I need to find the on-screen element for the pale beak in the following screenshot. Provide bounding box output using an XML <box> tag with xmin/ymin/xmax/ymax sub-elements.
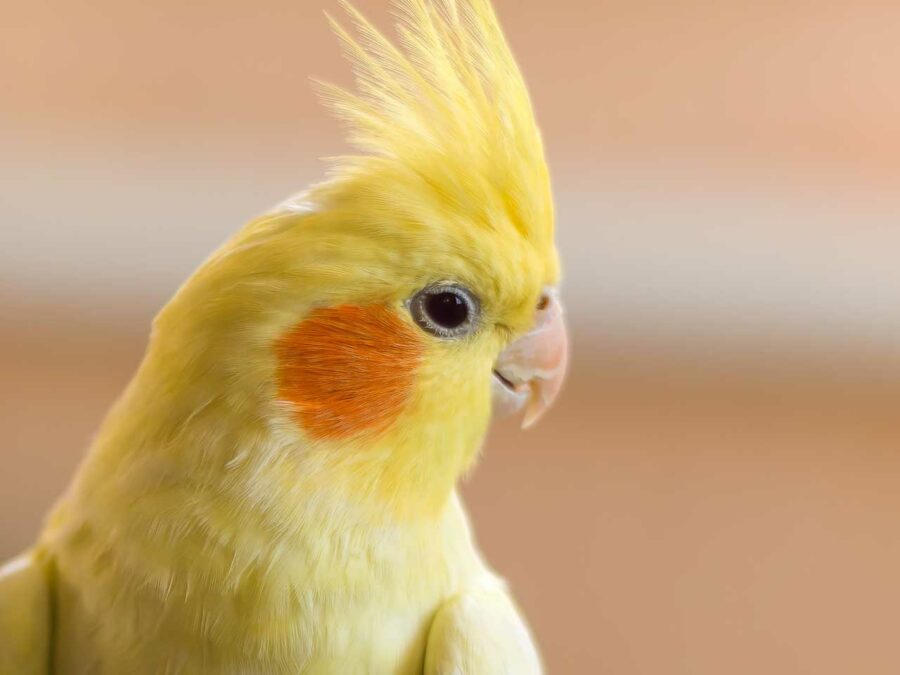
<box><xmin>491</xmin><ymin>288</ymin><xmax>569</xmax><ymax>429</ymax></box>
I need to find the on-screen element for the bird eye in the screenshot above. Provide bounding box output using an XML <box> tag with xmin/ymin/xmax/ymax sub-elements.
<box><xmin>409</xmin><ymin>284</ymin><xmax>479</xmax><ymax>339</ymax></box>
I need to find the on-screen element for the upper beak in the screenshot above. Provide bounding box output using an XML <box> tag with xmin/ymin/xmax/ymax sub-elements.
<box><xmin>491</xmin><ymin>288</ymin><xmax>569</xmax><ymax>428</ymax></box>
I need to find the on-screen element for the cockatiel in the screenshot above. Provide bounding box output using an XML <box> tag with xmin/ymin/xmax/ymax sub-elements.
<box><xmin>0</xmin><ymin>0</ymin><xmax>568</xmax><ymax>672</ymax></box>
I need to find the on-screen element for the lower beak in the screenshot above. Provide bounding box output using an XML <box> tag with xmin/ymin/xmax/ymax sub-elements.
<box><xmin>491</xmin><ymin>288</ymin><xmax>569</xmax><ymax>429</ymax></box>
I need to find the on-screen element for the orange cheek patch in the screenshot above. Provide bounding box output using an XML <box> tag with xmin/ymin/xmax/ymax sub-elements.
<box><xmin>275</xmin><ymin>305</ymin><xmax>424</xmax><ymax>441</ymax></box>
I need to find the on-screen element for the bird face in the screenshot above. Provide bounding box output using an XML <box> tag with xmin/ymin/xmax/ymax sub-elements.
<box><xmin>267</xmin><ymin>197</ymin><xmax>567</xmax><ymax>449</ymax></box>
<box><xmin>167</xmin><ymin>194</ymin><xmax>555</xmax><ymax>514</ymax></box>
<box><xmin>145</xmin><ymin>200</ymin><xmax>564</xmax><ymax>521</ymax></box>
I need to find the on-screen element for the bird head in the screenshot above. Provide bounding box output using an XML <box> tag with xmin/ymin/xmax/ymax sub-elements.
<box><xmin>149</xmin><ymin>0</ymin><xmax>567</xmax><ymax>517</ymax></box>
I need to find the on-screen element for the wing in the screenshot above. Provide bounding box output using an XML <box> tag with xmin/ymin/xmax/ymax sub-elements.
<box><xmin>0</xmin><ymin>551</ymin><xmax>52</xmax><ymax>675</ymax></box>
<box><xmin>425</xmin><ymin>586</ymin><xmax>543</xmax><ymax>675</ymax></box>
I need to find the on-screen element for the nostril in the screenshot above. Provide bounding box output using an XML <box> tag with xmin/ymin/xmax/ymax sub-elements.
<box><xmin>536</xmin><ymin>294</ymin><xmax>550</xmax><ymax>311</ymax></box>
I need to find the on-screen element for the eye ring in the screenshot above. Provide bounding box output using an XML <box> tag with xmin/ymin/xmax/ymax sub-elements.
<box><xmin>409</xmin><ymin>283</ymin><xmax>480</xmax><ymax>339</ymax></box>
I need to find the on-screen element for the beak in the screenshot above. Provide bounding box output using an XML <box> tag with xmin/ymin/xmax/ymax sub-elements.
<box><xmin>491</xmin><ymin>288</ymin><xmax>569</xmax><ymax>429</ymax></box>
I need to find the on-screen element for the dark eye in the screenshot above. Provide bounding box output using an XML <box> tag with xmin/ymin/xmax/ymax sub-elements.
<box><xmin>409</xmin><ymin>284</ymin><xmax>480</xmax><ymax>339</ymax></box>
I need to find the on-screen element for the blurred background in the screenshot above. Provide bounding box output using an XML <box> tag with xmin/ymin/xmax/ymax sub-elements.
<box><xmin>3</xmin><ymin>0</ymin><xmax>900</xmax><ymax>672</ymax></box>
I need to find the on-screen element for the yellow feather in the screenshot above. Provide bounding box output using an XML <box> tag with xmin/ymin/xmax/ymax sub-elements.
<box><xmin>317</xmin><ymin>0</ymin><xmax>556</xmax><ymax>254</ymax></box>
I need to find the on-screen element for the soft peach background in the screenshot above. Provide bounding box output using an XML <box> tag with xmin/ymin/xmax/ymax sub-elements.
<box><xmin>3</xmin><ymin>1</ymin><xmax>900</xmax><ymax>673</ymax></box>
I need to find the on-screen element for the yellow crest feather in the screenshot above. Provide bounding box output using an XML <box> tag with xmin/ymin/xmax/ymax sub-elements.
<box><xmin>318</xmin><ymin>0</ymin><xmax>554</xmax><ymax>247</ymax></box>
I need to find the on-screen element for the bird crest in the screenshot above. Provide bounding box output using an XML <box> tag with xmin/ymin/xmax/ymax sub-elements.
<box><xmin>318</xmin><ymin>0</ymin><xmax>554</xmax><ymax>247</ymax></box>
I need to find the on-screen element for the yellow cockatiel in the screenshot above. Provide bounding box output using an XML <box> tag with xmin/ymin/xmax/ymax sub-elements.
<box><xmin>0</xmin><ymin>0</ymin><xmax>568</xmax><ymax>672</ymax></box>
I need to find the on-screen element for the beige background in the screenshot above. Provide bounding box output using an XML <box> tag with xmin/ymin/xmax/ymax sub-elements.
<box><xmin>3</xmin><ymin>1</ymin><xmax>900</xmax><ymax>672</ymax></box>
